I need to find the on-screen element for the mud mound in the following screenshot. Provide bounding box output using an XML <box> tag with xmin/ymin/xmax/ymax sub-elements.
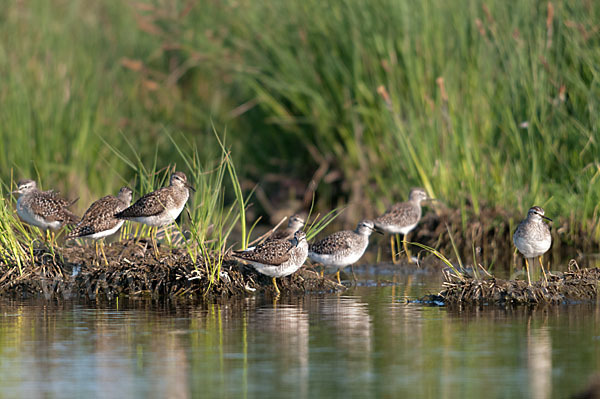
<box><xmin>438</xmin><ymin>263</ymin><xmax>600</xmax><ymax>305</ymax></box>
<box><xmin>0</xmin><ymin>239</ymin><xmax>343</xmax><ymax>300</ymax></box>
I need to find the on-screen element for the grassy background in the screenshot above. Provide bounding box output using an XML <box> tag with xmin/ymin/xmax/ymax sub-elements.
<box><xmin>0</xmin><ymin>0</ymin><xmax>598</xmax><ymax>233</ymax></box>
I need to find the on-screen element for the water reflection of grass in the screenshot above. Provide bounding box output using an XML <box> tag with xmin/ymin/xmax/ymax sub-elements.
<box><xmin>0</xmin><ymin>295</ymin><xmax>598</xmax><ymax>397</ymax></box>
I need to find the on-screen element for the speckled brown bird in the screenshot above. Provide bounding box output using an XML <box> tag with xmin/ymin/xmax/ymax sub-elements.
<box><xmin>115</xmin><ymin>172</ymin><xmax>194</xmax><ymax>227</ymax></box>
<box><xmin>308</xmin><ymin>220</ymin><xmax>375</xmax><ymax>284</ymax></box>
<box><xmin>373</xmin><ymin>187</ymin><xmax>428</xmax><ymax>263</ymax></box>
<box><xmin>513</xmin><ymin>206</ymin><xmax>552</xmax><ymax>286</ymax></box>
<box><xmin>67</xmin><ymin>187</ymin><xmax>133</xmax><ymax>240</ymax></box>
<box><xmin>13</xmin><ymin>179</ymin><xmax>79</xmax><ymax>231</ymax></box>
<box><xmin>233</xmin><ymin>231</ymin><xmax>308</xmax><ymax>295</ymax></box>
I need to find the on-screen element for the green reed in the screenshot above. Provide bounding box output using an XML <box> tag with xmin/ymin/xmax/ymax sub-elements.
<box><xmin>0</xmin><ymin>185</ymin><xmax>39</xmax><ymax>275</ymax></box>
<box><xmin>0</xmin><ymin>0</ymin><xmax>598</xmax><ymax>240</ymax></box>
<box><xmin>149</xmin><ymin>0</ymin><xmax>599</xmax><ymax>226</ymax></box>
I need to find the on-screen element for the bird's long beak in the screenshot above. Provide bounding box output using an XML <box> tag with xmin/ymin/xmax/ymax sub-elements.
<box><xmin>185</xmin><ymin>183</ymin><xmax>196</xmax><ymax>192</ymax></box>
<box><xmin>542</xmin><ymin>215</ymin><xmax>553</xmax><ymax>222</ymax></box>
<box><xmin>373</xmin><ymin>226</ymin><xmax>384</xmax><ymax>235</ymax></box>
<box><xmin>11</xmin><ymin>190</ymin><xmax>20</xmax><ymax>195</ymax></box>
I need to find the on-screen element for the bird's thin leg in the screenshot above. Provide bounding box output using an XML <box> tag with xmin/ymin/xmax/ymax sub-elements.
<box><xmin>538</xmin><ymin>256</ymin><xmax>548</xmax><ymax>284</ymax></box>
<box><xmin>335</xmin><ymin>270</ymin><xmax>341</xmax><ymax>284</ymax></box>
<box><xmin>100</xmin><ymin>239</ymin><xmax>109</xmax><ymax>266</ymax></box>
<box><xmin>350</xmin><ymin>265</ymin><xmax>357</xmax><ymax>286</ymax></box>
<box><xmin>272</xmin><ymin>277</ymin><xmax>281</xmax><ymax>296</ymax></box>
<box><xmin>403</xmin><ymin>234</ymin><xmax>412</xmax><ymax>263</ymax></box>
<box><xmin>525</xmin><ymin>258</ymin><xmax>532</xmax><ymax>286</ymax></box>
<box><xmin>390</xmin><ymin>235</ymin><xmax>398</xmax><ymax>264</ymax></box>
<box><xmin>94</xmin><ymin>240</ymin><xmax>100</xmax><ymax>267</ymax></box>
<box><xmin>152</xmin><ymin>227</ymin><xmax>160</xmax><ymax>259</ymax></box>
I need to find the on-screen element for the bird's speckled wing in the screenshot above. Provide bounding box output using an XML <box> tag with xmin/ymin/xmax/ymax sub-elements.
<box><xmin>308</xmin><ymin>231</ymin><xmax>352</xmax><ymax>255</ymax></box>
<box><xmin>45</xmin><ymin>191</ymin><xmax>73</xmax><ymax>207</ymax></box>
<box><xmin>29</xmin><ymin>193</ymin><xmax>79</xmax><ymax>224</ymax></box>
<box><xmin>234</xmin><ymin>239</ymin><xmax>294</xmax><ymax>266</ymax></box>
<box><xmin>374</xmin><ymin>201</ymin><xmax>420</xmax><ymax>227</ymax></box>
<box><xmin>68</xmin><ymin>196</ymin><xmax>127</xmax><ymax>237</ymax></box>
<box><xmin>117</xmin><ymin>187</ymin><xmax>171</xmax><ymax>218</ymax></box>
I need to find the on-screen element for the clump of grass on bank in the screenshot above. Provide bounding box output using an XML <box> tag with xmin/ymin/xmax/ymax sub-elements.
<box><xmin>103</xmin><ymin>132</ymin><xmax>248</xmax><ymax>285</ymax></box>
<box><xmin>0</xmin><ymin>194</ymin><xmax>32</xmax><ymax>275</ymax></box>
<box><xmin>0</xmin><ymin>125</ymin><xmax>248</xmax><ymax>291</ymax></box>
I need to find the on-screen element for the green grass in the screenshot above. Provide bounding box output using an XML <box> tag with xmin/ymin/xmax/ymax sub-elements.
<box><xmin>0</xmin><ymin>0</ymin><xmax>598</xmax><ymax>243</ymax></box>
<box><xmin>0</xmin><ymin>192</ymin><xmax>33</xmax><ymax>275</ymax></box>
<box><xmin>103</xmin><ymin>132</ymin><xmax>246</xmax><ymax>283</ymax></box>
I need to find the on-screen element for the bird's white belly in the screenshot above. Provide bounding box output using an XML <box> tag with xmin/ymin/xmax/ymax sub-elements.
<box><xmin>86</xmin><ymin>221</ymin><xmax>124</xmax><ymax>239</ymax></box>
<box><xmin>247</xmin><ymin>259</ymin><xmax>297</xmax><ymax>278</ymax></box>
<box><xmin>308</xmin><ymin>240</ymin><xmax>368</xmax><ymax>268</ymax></box>
<box><xmin>132</xmin><ymin>204</ymin><xmax>185</xmax><ymax>227</ymax></box>
<box><xmin>377</xmin><ymin>222</ymin><xmax>417</xmax><ymax>235</ymax></box>
<box><xmin>17</xmin><ymin>201</ymin><xmax>60</xmax><ymax>230</ymax></box>
<box><xmin>391</xmin><ymin>223</ymin><xmax>417</xmax><ymax>235</ymax></box>
<box><xmin>397</xmin><ymin>223</ymin><xmax>418</xmax><ymax>235</ymax></box>
<box><xmin>168</xmin><ymin>203</ymin><xmax>186</xmax><ymax>220</ymax></box>
<box><xmin>514</xmin><ymin>236</ymin><xmax>551</xmax><ymax>258</ymax></box>
<box><xmin>308</xmin><ymin>251</ymin><xmax>362</xmax><ymax>268</ymax></box>
<box><xmin>249</xmin><ymin>262</ymin><xmax>288</xmax><ymax>278</ymax></box>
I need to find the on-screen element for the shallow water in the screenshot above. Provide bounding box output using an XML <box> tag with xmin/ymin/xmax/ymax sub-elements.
<box><xmin>0</xmin><ymin>267</ymin><xmax>598</xmax><ymax>398</ymax></box>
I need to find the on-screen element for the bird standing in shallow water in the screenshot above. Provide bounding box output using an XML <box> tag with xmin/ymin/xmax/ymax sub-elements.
<box><xmin>233</xmin><ymin>230</ymin><xmax>308</xmax><ymax>296</ymax></box>
<box><xmin>67</xmin><ymin>187</ymin><xmax>133</xmax><ymax>265</ymax></box>
<box><xmin>13</xmin><ymin>179</ymin><xmax>79</xmax><ymax>238</ymax></box>
<box><xmin>308</xmin><ymin>220</ymin><xmax>376</xmax><ymax>284</ymax></box>
<box><xmin>116</xmin><ymin>171</ymin><xmax>194</xmax><ymax>257</ymax></box>
<box><xmin>513</xmin><ymin>206</ymin><xmax>552</xmax><ymax>286</ymax></box>
<box><xmin>373</xmin><ymin>188</ymin><xmax>428</xmax><ymax>264</ymax></box>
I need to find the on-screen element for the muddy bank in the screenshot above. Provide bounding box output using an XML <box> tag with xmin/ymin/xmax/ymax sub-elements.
<box><xmin>0</xmin><ymin>239</ymin><xmax>343</xmax><ymax>300</ymax></box>
<box><xmin>434</xmin><ymin>264</ymin><xmax>600</xmax><ymax>306</ymax></box>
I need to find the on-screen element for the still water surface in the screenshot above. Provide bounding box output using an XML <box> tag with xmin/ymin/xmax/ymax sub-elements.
<box><xmin>0</xmin><ymin>267</ymin><xmax>598</xmax><ymax>398</ymax></box>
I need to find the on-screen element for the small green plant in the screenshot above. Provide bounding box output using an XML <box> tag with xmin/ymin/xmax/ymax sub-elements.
<box><xmin>410</xmin><ymin>241</ymin><xmax>466</xmax><ymax>283</ymax></box>
<box><xmin>0</xmin><ymin>197</ymin><xmax>30</xmax><ymax>275</ymax></box>
<box><xmin>304</xmin><ymin>209</ymin><xmax>344</xmax><ymax>242</ymax></box>
<box><xmin>168</xmin><ymin>131</ymin><xmax>246</xmax><ymax>287</ymax></box>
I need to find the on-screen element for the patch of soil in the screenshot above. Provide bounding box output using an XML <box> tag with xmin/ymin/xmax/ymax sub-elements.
<box><xmin>437</xmin><ymin>263</ymin><xmax>600</xmax><ymax>305</ymax></box>
<box><xmin>0</xmin><ymin>239</ymin><xmax>343</xmax><ymax>300</ymax></box>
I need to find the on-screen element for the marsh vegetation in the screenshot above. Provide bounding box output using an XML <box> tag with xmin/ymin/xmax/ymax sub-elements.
<box><xmin>0</xmin><ymin>0</ymin><xmax>598</xmax><ymax>297</ymax></box>
<box><xmin>2</xmin><ymin>2</ymin><xmax>600</xmax><ymax>397</ymax></box>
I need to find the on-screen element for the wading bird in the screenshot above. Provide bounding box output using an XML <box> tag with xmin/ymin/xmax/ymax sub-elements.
<box><xmin>116</xmin><ymin>171</ymin><xmax>194</xmax><ymax>257</ymax></box>
<box><xmin>513</xmin><ymin>206</ymin><xmax>552</xmax><ymax>285</ymax></box>
<box><xmin>373</xmin><ymin>188</ymin><xmax>428</xmax><ymax>263</ymax></box>
<box><xmin>308</xmin><ymin>220</ymin><xmax>376</xmax><ymax>284</ymax></box>
<box><xmin>233</xmin><ymin>230</ymin><xmax>308</xmax><ymax>295</ymax></box>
